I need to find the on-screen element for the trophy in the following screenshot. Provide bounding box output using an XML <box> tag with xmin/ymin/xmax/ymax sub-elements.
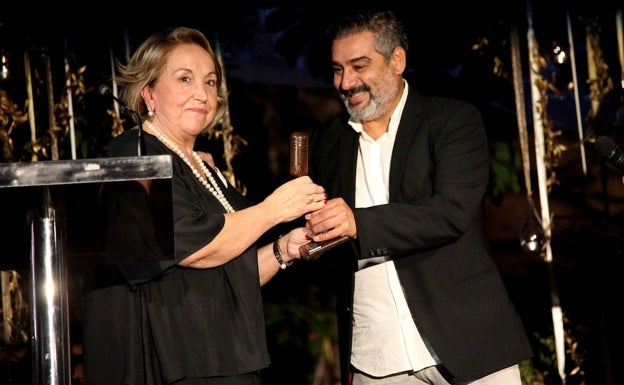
<box><xmin>290</xmin><ymin>132</ymin><xmax>349</xmax><ymax>260</ymax></box>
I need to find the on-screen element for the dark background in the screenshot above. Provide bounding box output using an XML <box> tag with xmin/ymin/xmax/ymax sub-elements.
<box><xmin>1</xmin><ymin>1</ymin><xmax>624</xmax><ymax>384</ymax></box>
<box><xmin>2</xmin><ymin>0</ymin><xmax>621</xmax><ymax>198</ymax></box>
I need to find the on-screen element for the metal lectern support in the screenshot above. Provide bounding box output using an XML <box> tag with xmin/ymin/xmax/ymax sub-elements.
<box><xmin>29</xmin><ymin>186</ymin><xmax>71</xmax><ymax>385</ymax></box>
<box><xmin>0</xmin><ymin>155</ymin><xmax>173</xmax><ymax>385</ymax></box>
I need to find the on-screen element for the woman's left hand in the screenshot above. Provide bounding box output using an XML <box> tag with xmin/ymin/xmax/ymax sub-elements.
<box><xmin>282</xmin><ymin>227</ymin><xmax>312</xmax><ymax>261</ymax></box>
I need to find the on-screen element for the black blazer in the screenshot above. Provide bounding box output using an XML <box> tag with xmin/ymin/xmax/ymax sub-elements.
<box><xmin>309</xmin><ymin>90</ymin><xmax>533</xmax><ymax>384</ymax></box>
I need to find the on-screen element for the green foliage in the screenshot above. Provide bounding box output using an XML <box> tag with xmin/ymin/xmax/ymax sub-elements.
<box><xmin>263</xmin><ymin>272</ymin><xmax>338</xmax><ymax>385</ymax></box>
<box><xmin>489</xmin><ymin>140</ymin><xmax>522</xmax><ymax>202</ymax></box>
<box><xmin>520</xmin><ymin>320</ymin><xmax>587</xmax><ymax>385</ymax></box>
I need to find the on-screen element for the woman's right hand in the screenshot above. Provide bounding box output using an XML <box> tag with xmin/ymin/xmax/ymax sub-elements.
<box><xmin>263</xmin><ymin>176</ymin><xmax>326</xmax><ymax>223</ymax></box>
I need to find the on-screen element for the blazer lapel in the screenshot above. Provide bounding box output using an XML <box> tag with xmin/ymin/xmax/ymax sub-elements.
<box><xmin>389</xmin><ymin>93</ymin><xmax>425</xmax><ymax>201</ymax></box>
<box><xmin>338</xmin><ymin>129</ymin><xmax>359</xmax><ymax>208</ymax></box>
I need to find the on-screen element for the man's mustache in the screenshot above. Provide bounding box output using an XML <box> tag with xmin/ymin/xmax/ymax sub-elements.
<box><xmin>340</xmin><ymin>85</ymin><xmax>370</xmax><ymax>98</ymax></box>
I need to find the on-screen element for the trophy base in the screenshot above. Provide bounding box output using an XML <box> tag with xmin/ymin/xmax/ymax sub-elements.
<box><xmin>299</xmin><ymin>236</ymin><xmax>349</xmax><ymax>261</ymax></box>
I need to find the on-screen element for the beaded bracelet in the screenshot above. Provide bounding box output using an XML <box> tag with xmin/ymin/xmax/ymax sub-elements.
<box><xmin>273</xmin><ymin>235</ymin><xmax>293</xmax><ymax>270</ymax></box>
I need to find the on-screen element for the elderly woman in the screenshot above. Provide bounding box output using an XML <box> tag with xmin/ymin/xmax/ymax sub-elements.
<box><xmin>82</xmin><ymin>26</ymin><xmax>325</xmax><ymax>385</ymax></box>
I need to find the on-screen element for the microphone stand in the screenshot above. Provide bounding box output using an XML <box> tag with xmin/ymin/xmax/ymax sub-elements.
<box><xmin>100</xmin><ymin>84</ymin><xmax>144</xmax><ymax>156</ymax></box>
<box><xmin>115</xmin><ymin>99</ymin><xmax>144</xmax><ymax>157</ymax></box>
<box><xmin>132</xmin><ymin>110</ymin><xmax>143</xmax><ymax>156</ymax></box>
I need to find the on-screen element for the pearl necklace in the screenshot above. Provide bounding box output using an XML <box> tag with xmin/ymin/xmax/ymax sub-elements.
<box><xmin>144</xmin><ymin>120</ymin><xmax>235</xmax><ymax>213</ymax></box>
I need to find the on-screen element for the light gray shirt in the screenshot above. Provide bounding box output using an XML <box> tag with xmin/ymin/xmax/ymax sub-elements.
<box><xmin>349</xmin><ymin>81</ymin><xmax>437</xmax><ymax>376</ymax></box>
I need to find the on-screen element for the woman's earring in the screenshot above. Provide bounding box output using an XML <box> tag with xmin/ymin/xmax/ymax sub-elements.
<box><xmin>147</xmin><ymin>106</ymin><xmax>154</xmax><ymax>117</ymax></box>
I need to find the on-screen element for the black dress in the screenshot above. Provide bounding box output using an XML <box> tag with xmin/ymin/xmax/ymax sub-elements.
<box><xmin>82</xmin><ymin>129</ymin><xmax>270</xmax><ymax>385</ymax></box>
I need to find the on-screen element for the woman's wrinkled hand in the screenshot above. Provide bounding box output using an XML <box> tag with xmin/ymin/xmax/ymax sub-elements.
<box><xmin>263</xmin><ymin>176</ymin><xmax>326</xmax><ymax>223</ymax></box>
<box><xmin>282</xmin><ymin>227</ymin><xmax>313</xmax><ymax>261</ymax></box>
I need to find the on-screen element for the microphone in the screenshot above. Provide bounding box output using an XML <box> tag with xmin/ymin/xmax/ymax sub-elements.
<box><xmin>99</xmin><ymin>84</ymin><xmax>144</xmax><ymax>156</ymax></box>
<box><xmin>595</xmin><ymin>136</ymin><xmax>624</xmax><ymax>174</ymax></box>
<box><xmin>289</xmin><ymin>131</ymin><xmax>349</xmax><ymax>260</ymax></box>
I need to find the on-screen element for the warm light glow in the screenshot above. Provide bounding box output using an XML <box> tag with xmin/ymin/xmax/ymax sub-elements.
<box><xmin>553</xmin><ymin>45</ymin><xmax>567</xmax><ymax>64</ymax></box>
<box><xmin>0</xmin><ymin>51</ymin><xmax>9</xmax><ymax>80</ymax></box>
<box><xmin>520</xmin><ymin>228</ymin><xmax>546</xmax><ymax>252</ymax></box>
<box><xmin>519</xmin><ymin>197</ymin><xmax>547</xmax><ymax>253</ymax></box>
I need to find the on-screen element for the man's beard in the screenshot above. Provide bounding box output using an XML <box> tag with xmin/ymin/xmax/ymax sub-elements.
<box><xmin>340</xmin><ymin>71</ymin><xmax>397</xmax><ymax>122</ymax></box>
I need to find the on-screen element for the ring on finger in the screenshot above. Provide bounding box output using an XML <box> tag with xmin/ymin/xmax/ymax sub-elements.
<box><xmin>307</xmin><ymin>195</ymin><xmax>314</xmax><ymax>204</ymax></box>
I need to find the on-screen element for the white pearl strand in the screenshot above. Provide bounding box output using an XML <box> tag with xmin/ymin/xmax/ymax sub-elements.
<box><xmin>144</xmin><ymin>119</ymin><xmax>235</xmax><ymax>213</ymax></box>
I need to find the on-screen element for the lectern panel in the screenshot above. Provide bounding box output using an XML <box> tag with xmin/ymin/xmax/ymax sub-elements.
<box><xmin>0</xmin><ymin>155</ymin><xmax>174</xmax><ymax>385</ymax></box>
<box><xmin>0</xmin><ymin>155</ymin><xmax>175</xmax><ymax>267</ymax></box>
